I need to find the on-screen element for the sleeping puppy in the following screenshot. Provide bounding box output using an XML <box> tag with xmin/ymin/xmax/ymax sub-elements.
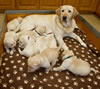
<box><xmin>53</xmin><ymin>50</ymin><xmax>97</xmax><ymax>76</ymax></box>
<box><xmin>28</xmin><ymin>47</ymin><xmax>61</xmax><ymax>72</ymax></box>
<box><xmin>7</xmin><ymin>17</ymin><xmax>23</xmax><ymax>32</ymax></box>
<box><xmin>18</xmin><ymin>35</ymin><xmax>39</xmax><ymax>57</ymax></box>
<box><xmin>35</xmin><ymin>25</ymin><xmax>57</xmax><ymax>52</ymax></box>
<box><xmin>20</xmin><ymin>5</ymin><xmax>86</xmax><ymax>51</ymax></box>
<box><xmin>18</xmin><ymin>35</ymin><xmax>30</xmax><ymax>49</ymax></box>
<box><xmin>35</xmin><ymin>25</ymin><xmax>48</xmax><ymax>36</ymax></box>
<box><xmin>4</xmin><ymin>32</ymin><xmax>17</xmax><ymax>55</ymax></box>
<box><xmin>17</xmin><ymin>29</ymin><xmax>39</xmax><ymax>43</ymax></box>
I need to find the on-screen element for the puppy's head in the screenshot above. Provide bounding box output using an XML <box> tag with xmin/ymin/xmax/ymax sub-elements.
<box><xmin>18</xmin><ymin>35</ymin><xmax>30</xmax><ymax>48</ymax></box>
<box><xmin>5</xmin><ymin>38</ymin><xmax>16</xmax><ymax>49</ymax></box>
<box><xmin>61</xmin><ymin>50</ymin><xmax>74</xmax><ymax>60</ymax></box>
<box><xmin>36</xmin><ymin>25</ymin><xmax>47</xmax><ymax>35</ymax></box>
<box><xmin>56</xmin><ymin>5</ymin><xmax>79</xmax><ymax>27</ymax></box>
<box><xmin>28</xmin><ymin>57</ymin><xmax>40</xmax><ymax>72</ymax></box>
<box><xmin>17</xmin><ymin>17</ymin><xmax>23</xmax><ymax>23</ymax></box>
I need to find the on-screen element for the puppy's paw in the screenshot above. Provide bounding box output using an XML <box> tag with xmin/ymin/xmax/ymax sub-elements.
<box><xmin>18</xmin><ymin>48</ymin><xmax>22</xmax><ymax>53</ymax></box>
<box><xmin>10</xmin><ymin>51</ymin><xmax>13</xmax><ymax>55</ymax></box>
<box><xmin>6</xmin><ymin>49</ymin><xmax>10</xmax><ymax>53</ymax></box>
<box><xmin>53</xmin><ymin>67</ymin><xmax>60</xmax><ymax>71</ymax></box>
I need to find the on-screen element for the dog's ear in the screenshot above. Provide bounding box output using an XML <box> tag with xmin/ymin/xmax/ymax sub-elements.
<box><xmin>56</xmin><ymin>6</ymin><xmax>61</xmax><ymax>15</ymax></box>
<box><xmin>73</xmin><ymin>7</ymin><xmax>79</xmax><ymax>18</ymax></box>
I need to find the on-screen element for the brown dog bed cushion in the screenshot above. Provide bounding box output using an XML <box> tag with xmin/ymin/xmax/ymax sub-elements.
<box><xmin>0</xmin><ymin>28</ymin><xmax>100</xmax><ymax>89</ymax></box>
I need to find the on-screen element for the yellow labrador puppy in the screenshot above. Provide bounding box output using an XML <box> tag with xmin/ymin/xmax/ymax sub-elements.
<box><xmin>7</xmin><ymin>17</ymin><xmax>22</xmax><ymax>32</ymax></box>
<box><xmin>18</xmin><ymin>35</ymin><xmax>39</xmax><ymax>57</ymax></box>
<box><xmin>28</xmin><ymin>47</ymin><xmax>61</xmax><ymax>72</ymax></box>
<box><xmin>20</xmin><ymin>5</ymin><xmax>86</xmax><ymax>51</ymax></box>
<box><xmin>4</xmin><ymin>32</ymin><xmax>18</xmax><ymax>55</ymax></box>
<box><xmin>35</xmin><ymin>25</ymin><xmax>57</xmax><ymax>52</ymax></box>
<box><xmin>53</xmin><ymin>50</ymin><xmax>97</xmax><ymax>76</ymax></box>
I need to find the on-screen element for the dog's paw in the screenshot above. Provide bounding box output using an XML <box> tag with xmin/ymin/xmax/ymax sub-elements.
<box><xmin>6</xmin><ymin>49</ymin><xmax>10</xmax><ymax>53</ymax></box>
<box><xmin>53</xmin><ymin>67</ymin><xmax>59</xmax><ymax>71</ymax></box>
<box><xmin>10</xmin><ymin>51</ymin><xmax>13</xmax><ymax>55</ymax></box>
<box><xmin>18</xmin><ymin>48</ymin><xmax>21</xmax><ymax>53</ymax></box>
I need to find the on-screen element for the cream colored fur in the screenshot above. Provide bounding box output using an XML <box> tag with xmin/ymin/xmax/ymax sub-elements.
<box><xmin>28</xmin><ymin>47</ymin><xmax>60</xmax><ymax>72</ymax></box>
<box><xmin>4</xmin><ymin>32</ymin><xmax>17</xmax><ymax>55</ymax></box>
<box><xmin>7</xmin><ymin>17</ymin><xmax>23</xmax><ymax>32</ymax></box>
<box><xmin>53</xmin><ymin>50</ymin><xmax>97</xmax><ymax>76</ymax></box>
<box><xmin>20</xmin><ymin>5</ymin><xmax>86</xmax><ymax>52</ymax></box>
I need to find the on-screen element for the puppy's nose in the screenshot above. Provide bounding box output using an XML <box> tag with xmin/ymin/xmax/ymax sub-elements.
<box><xmin>9</xmin><ymin>48</ymin><xmax>12</xmax><ymax>51</ymax></box>
<box><xmin>63</xmin><ymin>16</ymin><xmax>67</xmax><ymax>21</ymax></box>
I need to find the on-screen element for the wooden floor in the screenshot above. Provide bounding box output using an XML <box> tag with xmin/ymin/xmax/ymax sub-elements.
<box><xmin>75</xmin><ymin>17</ymin><xmax>100</xmax><ymax>50</ymax></box>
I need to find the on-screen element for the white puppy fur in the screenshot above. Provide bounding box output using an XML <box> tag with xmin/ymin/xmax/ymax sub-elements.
<box><xmin>4</xmin><ymin>32</ymin><xmax>18</xmax><ymax>55</ymax></box>
<box><xmin>18</xmin><ymin>35</ymin><xmax>39</xmax><ymax>57</ymax></box>
<box><xmin>20</xmin><ymin>5</ymin><xmax>86</xmax><ymax>52</ymax></box>
<box><xmin>7</xmin><ymin>17</ymin><xmax>23</xmax><ymax>32</ymax></box>
<box><xmin>35</xmin><ymin>25</ymin><xmax>57</xmax><ymax>52</ymax></box>
<box><xmin>18</xmin><ymin>29</ymin><xmax>39</xmax><ymax>43</ymax></box>
<box><xmin>28</xmin><ymin>47</ymin><xmax>60</xmax><ymax>72</ymax></box>
<box><xmin>53</xmin><ymin>50</ymin><xmax>97</xmax><ymax>76</ymax></box>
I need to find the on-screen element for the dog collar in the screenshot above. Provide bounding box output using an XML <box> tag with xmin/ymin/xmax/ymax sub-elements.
<box><xmin>63</xmin><ymin>55</ymin><xmax>73</xmax><ymax>60</ymax></box>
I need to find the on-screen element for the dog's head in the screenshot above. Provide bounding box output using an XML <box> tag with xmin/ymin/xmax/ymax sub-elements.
<box><xmin>18</xmin><ymin>35</ymin><xmax>30</xmax><ymax>48</ymax></box>
<box><xmin>4</xmin><ymin>38</ymin><xmax>16</xmax><ymax>48</ymax></box>
<box><xmin>61</xmin><ymin>50</ymin><xmax>74</xmax><ymax>60</ymax></box>
<box><xmin>36</xmin><ymin>25</ymin><xmax>47</xmax><ymax>35</ymax></box>
<box><xmin>56</xmin><ymin>5</ymin><xmax>79</xmax><ymax>27</ymax></box>
<box><xmin>28</xmin><ymin>57</ymin><xmax>40</xmax><ymax>72</ymax></box>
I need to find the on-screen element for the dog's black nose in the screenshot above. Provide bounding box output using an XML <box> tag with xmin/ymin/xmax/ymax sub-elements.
<box><xmin>63</xmin><ymin>16</ymin><xmax>67</xmax><ymax>21</ymax></box>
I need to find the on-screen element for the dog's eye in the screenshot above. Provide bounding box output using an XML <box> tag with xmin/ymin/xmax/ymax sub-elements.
<box><xmin>62</xmin><ymin>10</ymin><xmax>64</xmax><ymax>12</ymax></box>
<box><xmin>68</xmin><ymin>10</ymin><xmax>71</xmax><ymax>13</ymax></box>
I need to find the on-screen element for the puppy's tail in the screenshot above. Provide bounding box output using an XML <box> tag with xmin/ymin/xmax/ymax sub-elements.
<box><xmin>91</xmin><ymin>68</ymin><xmax>98</xmax><ymax>74</ymax></box>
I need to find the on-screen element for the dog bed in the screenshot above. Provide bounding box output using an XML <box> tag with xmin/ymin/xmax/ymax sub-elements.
<box><xmin>0</xmin><ymin>28</ymin><xmax>100</xmax><ymax>89</ymax></box>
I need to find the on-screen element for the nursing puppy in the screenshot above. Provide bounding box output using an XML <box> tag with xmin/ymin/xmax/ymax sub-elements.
<box><xmin>28</xmin><ymin>47</ymin><xmax>61</xmax><ymax>72</ymax></box>
<box><xmin>18</xmin><ymin>35</ymin><xmax>39</xmax><ymax>57</ymax></box>
<box><xmin>20</xmin><ymin>5</ymin><xmax>86</xmax><ymax>51</ymax></box>
<box><xmin>18</xmin><ymin>29</ymin><xmax>39</xmax><ymax>43</ymax></box>
<box><xmin>35</xmin><ymin>25</ymin><xmax>57</xmax><ymax>52</ymax></box>
<box><xmin>53</xmin><ymin>50</ymin><xmax>96</xmax><ymax>76</ymax></box>
<box><xmin>18</xmin><ymin>35</ymin><xmax>30</xmax><ymax>49</ymax></box>
<box><xmin>4</xmin><ymin>32</ymin><xmax>17</xmax><ymax>55</ymax></box>
<box><xmin>7</xmin><ymin>17</ymin><xmax>23</xmax><ymax>32</ymax></box>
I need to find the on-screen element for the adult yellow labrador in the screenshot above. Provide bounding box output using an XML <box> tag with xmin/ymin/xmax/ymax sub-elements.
<box><xmin>20</xmin><ymin>5</ymin><xmax>86</xmax><ymax>50</ymax></box>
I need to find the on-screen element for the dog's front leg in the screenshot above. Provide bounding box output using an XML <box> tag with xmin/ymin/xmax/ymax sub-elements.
<box><xmin>56</xmin><ymin>36</ymin><xmax>69</xmax><ymax>50</ymax></box>
<box><xmin>68</xmin><ymin>32</ymin><xmax>87</xmax><ymax>47</ymax></box>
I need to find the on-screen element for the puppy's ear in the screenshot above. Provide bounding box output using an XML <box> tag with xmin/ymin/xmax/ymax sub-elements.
<box><xmin>56</xmin><ymin>6</ymin><xmax>61</xmax><ymax>15</ymax></box>
<box><xmin>73</xmin><ymin>7</ymin><xmax>79</xmax><ymax>18</ymax></box>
